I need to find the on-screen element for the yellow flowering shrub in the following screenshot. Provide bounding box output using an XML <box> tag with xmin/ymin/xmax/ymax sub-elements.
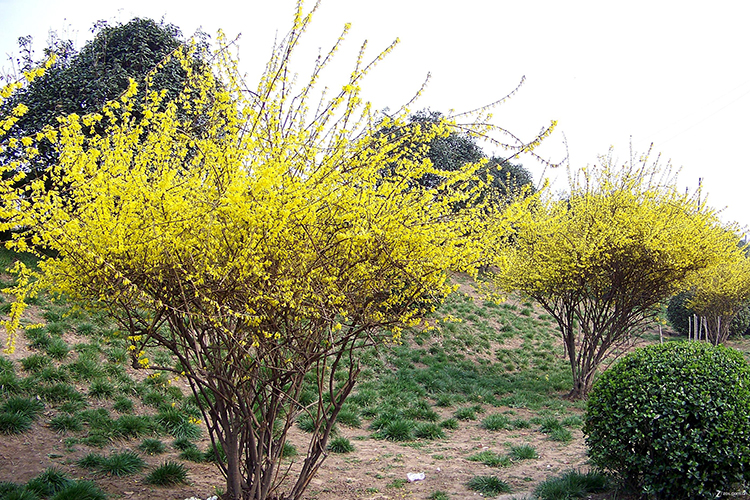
<box><xmin>687</xmin><ymin>254</ymin><xmax>750</xmax><ymax>344</ymax></box>
<box><xmin>0</xmin><ymin>4</ymin><xmax>557</xmax><ymax>499</ymax></box>
<box><xmin>492</xmin><ymin>148</ymin><xmax>741</xmax><ymax>398</ymax></box>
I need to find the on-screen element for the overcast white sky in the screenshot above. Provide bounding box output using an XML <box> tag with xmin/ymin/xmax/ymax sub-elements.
<box><xmin>2</xmin><ymin>0</ymin><xmax>749</xmax><ymax>226</ymax></box>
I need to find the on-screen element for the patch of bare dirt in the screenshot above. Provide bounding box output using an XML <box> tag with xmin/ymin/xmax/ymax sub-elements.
<box><xmin>295</xmin><ymin>410</ymin><xmax>588</xmax><ymax>500</ymax></box>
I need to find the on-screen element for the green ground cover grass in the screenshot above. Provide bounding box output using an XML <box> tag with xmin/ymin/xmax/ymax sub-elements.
<box><xmin>6</xmin><ymin>249</ymin><xmax>740</xmax><ymax>498</ymax></box>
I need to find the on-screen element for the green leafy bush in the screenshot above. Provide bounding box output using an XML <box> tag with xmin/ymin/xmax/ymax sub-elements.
<box><xmin>584</xmin><ymin>342</ymin><xmax>750</xmax><ymax>499</ymax></box>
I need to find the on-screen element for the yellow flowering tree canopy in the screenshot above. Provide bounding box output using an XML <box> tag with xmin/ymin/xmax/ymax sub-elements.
<box><xmin>687</xmin><ymin>253</ymin><xmax>750</xmax><ymax>344</ymax></box>
<box><xmin>0</xmin><ymin>4</ymin><xmax>557</xmax><ymax>498</ymax></box>
<box><xmin>492</xmin><ymin>149</ymin><xmax>741</xmax><ymax>398</ymax></box>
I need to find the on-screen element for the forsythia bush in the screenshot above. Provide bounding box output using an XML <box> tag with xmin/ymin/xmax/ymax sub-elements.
<box><xmin>687</xmin><ymin>255</ymin><xmax>750</xmax><ymax>344</ymax></box>
<box><xmin>0</xmin><ymin>4</ymin><xmax>552</xmax><ymax>499</ymax></box>
<box><xmin>492</xmin><ymin>150</ymin><xmax>741</xmax><ymax>397</ymax></box>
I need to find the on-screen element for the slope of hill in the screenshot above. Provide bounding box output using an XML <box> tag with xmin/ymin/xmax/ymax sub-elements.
<box><xmin>2</xmin><ymin>251</ymin><xmax>747</xmax><ymax>499</ymax></box>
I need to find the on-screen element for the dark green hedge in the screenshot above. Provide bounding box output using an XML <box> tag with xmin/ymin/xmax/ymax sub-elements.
<box><xmin>584</xmin><ymin>342</ymin><xmax>750</xmax><ymax>499</ymax></box>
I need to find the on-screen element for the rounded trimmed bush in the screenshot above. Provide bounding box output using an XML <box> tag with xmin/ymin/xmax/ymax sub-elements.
<box><xmin>584</xmin><ymin>342</ymin><xmax>750</xmax><ymax>499</ymax></box>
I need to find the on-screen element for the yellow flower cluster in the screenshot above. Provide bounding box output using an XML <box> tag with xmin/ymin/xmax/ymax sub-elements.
<box><xmin>0</xmin><ymin>25</ymin><xmax>507</xmax><ymax>357</ymax></box>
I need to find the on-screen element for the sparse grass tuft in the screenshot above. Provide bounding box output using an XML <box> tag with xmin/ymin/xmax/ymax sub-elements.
<box><xmin>413</xmin><ymin>422</ymin><xmax>446</xmax><ymax>440</ymax></box>
<box><xmin>0</xmin><ymin>411</ymin><xmax>32</xmax><ymax>434</ymax></box>
<box><xmin>539</xmin><ymin>416</ymin><xmax>563</xmax><ymax>433</ymax></box>
<box><xmin>439</xmin><ymin>418</ymin><xmax>459</xmax><ymax>430</ymax></box>
<box><xmin>46</xmin><ymin>338</ymin><xmax>70</xmax><ymax>360</ymax></box>
<box><xmin>328</xmin><ymin>436</ymin><xmax>355</xmax><ymax>453</ymax></box>
<box><xmin>1</xmin><ymin>397</ymin><xmax>44</xmax><ymax>420</ymax></box>
<box><xmin>0</xmin><ymin>371</ymin><xmax>21</xmax><ymax>395</ymax></box>
<box><xmin>138</xmin><ymin>438</ymin><xmax>166</xmax><ymax>455</ymax></box>
<box><xmin>169</xmin><ymin>420</ymin><xmax>202</xmax><ymax>440</ymax></box>
<box><xmin>114</xmin><ymin>414</ymin><xmax>154</xmax><ymax>439</ymax></box>
<box><xmin>548</xmin><ymin>427</ymin><xmax>573</xmax><ymax>442</ymax></box>
<box><xmin>67</xmin><ymin>357</ymin><xmax>103</xmax><ymax>382</ymax></box>
<box><xmin>509</xmin><ymin>444</ymin><xmax>538</xmax><ymax>460</ymax></box>
<box><xmin>37</xmin><ymin>366</ymin><xmax>70</xmax><ymax>383</ymax></box>
<box><xmin>539</xmin><ymin>418</ymin><xmax>573</xmax><ymax>442</ymax></box>
<box><xmin>512</xmin><ymin>418</ymin><xmax>531</xmax><ymax>429</ymax></box>
<box><xmin>534</xmin><ymin>469</ymin><xmax>611</xmax><ymax>500</ymax></box>
<box><xmin>145</xmin><ymin>461</ymin><xmax>189</xmax><ymax>486</ymax></box>
<box><xmin>77</xmin><ymin>451</ymin><xmax>145</xmax><ymax>476</ymax></box>
<box><xmin>77</xmin><ymin>453</ymin><xmax>107</xmax><ymax>470</ymax></box>
<box><xmin>453</xmin><ymin>406</ymin><xmax>477</xmax><ymax>421</ymax></box>
<box><xmin>179</xmin><ymin>446</ymin><xmax>204</xmax><ymax>462</ymax></box>
<box><xmin>24</xmin><ymin>467</ymin><xmax>74</xmax><ymax>497</ymax></box>
<box><xmin>49</xmin><ymin>480</ymin><xmax>107</xmax><ymax>500</ymax></box>
<box><xmin>99</xmin><ymin>451</ymin><xmax>146</xmax><ymax>477</ymax></box>
<box><xmin>79</xmin><ymin>432</ymin><xmax>110</xmax><ymax>448</ymax></box>
<box><xmin>335</xmin><ymin>408</ymin><xmax>362</xmax><ymax>428</ymax></box>
<box><xmin>434</xmin><ymin>394</ymin><xmax>453</xmax><ymax>407</ymax></box>
<box><xmin>281</xmin><ymin>442</ymin><xmax>297</xmax><ymax>458</ymax></box>
<box><xmin>481</xmin><ymin>413</ymin><xmax>512</xmax><ymax>431</ymax></box>
<box><xmin>21</xmin><ymin>354</ymin><xmax>50</xmax><ymax>373</ymax></box>
<box><xmin>561</xmin><ymin>415</ymin><xmax>583</xmax><ymax>427</ymax></box>
<box><xmin>297</xmin><ymin>414</ymin><xmax>316</xmax><ymax>433</ymax></box>
<box><xmin>112</xmin><ymin>396</ymin><xmax>134</xmax><ymax>413</ymax></box>
<box><xmin>0</xmin><ymin>482</ymin><xmax>21</xmax><ymax>497</ymax></box>
<box><xmin>376</xmin><ymin>418</ymin><xmax>413</xmax><ymax>441</ymax></box>
<box><xmin>467</xmin><ymin>450</ymin><xmax>512</xmax><ymax>468</ymax></box>
<box><xmin>387</xmin><ymin>478</ymin><xmax>407</xmax><ymax>489</ymax></box>
<box><xmin>203</xmin><ymin>443</ymin><xmax>227</xmax><ymax>464</ymax></box>
<box><xmin>466</xmin><ymin>475</ymin><xmax>511</xmax><ymax>496</ymax></box>
<box><xmin>37</xmin><ymin>383</ymin><xmax>84</xmax><ymax>404</ymax></box>
<box><xmin>49</xmin><ymin>414</ymin><xmax>83</xmax><ymax>433</ymax></box>
<box><xmin>88</xmin><ymin>381</ymin><xmax>115</xmax><ymax>399</ymax></box>
<box><xmin>428</xmin><ymin>491</ymin><xmax>449</xmax><ymax>500</ymax></box>
<box><xmin>172</xmin><ymin>437</ymin><xmax>197</xmax><ymax>451</ymax></box>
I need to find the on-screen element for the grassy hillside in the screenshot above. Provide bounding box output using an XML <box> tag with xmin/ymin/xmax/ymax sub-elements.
<box><xmin>1</xmin><ymin>249</ymin><xmax>747</xmax><ymax>499</ymax></box>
